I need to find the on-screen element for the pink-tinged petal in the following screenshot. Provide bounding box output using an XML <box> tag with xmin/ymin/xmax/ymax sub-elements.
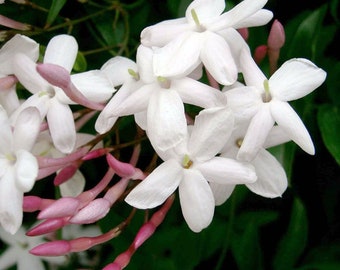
<box><xmin>136</xmin><ymin>45</ymin><xmax>155</xmax><ymax>84</ymax></box>
<box><xmin>70</xmin><ymin>198</ymin><xmax>110</xmax><ymax>224</ymax></box>
<box><xmin>141</xmin><ymin>18</ymin><xmax>192</xmax><ymax>47</ymax></box>
<box><xmin>38</xmin><ymin>197</ymin><xmax>80</xmax><ymax>219</ymax></box>
<box><xmin>231</xmin><ymin>9</ymin><xmax>273</xmax><ymax>28</ymax></box>
<box><xmin>239</xmin><ymin>48</ymin><xmax>267</xmax><ymax>90</ymax></box>
<box><xmin>224</xmin><ymin>86</ymin><xmax>261</xmax><ymax>121</ymax></box>
<box><xmin>196</xmin><ymin>156</ymin><xmax>257</xmax><ymax>184</ymax></box>
<box><xmin>174</xmin><ymin>77</ymin><xmax>226</xmax><ymax>108</ymax></box>
<box><xmin>210</xmin><ymin>182</ymin><xmax>235</xmax><ymax>206</ymax></box>
<box><xmin>179</xmin><ymin>169</ymin><xmax>214</xmax><ymax>232</ymax></box>
<box><xmin>153</xmin><ymin>32</ymin><xmax>203</xmax><ymax>78</ymax></box>
<box><xmin>270</xmin><ymin>100</ymin><xmax>315</xmax><ymax>155</ymax></box>
<box><xmin>0</xmin><ymin>170</ymin><xmax>23</xmax><ymax>234</ymax></box>
<box><xmin>147</xmin><ymin>89</ymin><xmax>187</xmax><ymax>153</ymax></box>
<box><xmin>269</xmin><ymin>58</ymin><xmax>327</xmax><ymax>101</ymax></box>
<box><xmin>237</xmin><ymin>104</ymin><xmax>275</xmax><ymax>162</ymax></box>
<box><xmin>263</xmin><ymin>125</ymin><xmax>291</xmax><ymax>148</ymax></box>
<box><xmin>0</xmin><ymin>34</ymin><xmax>39</xmax><ymax>75</ymax></box>
<box><xmin>247</xmin><ymin>148</ymin><xmax>287</xmax><ymax>198</ymax></box>
<box><xmin>101</xmin><ymin>56</ymin><xmax>138</xmax><ymax>86</ymax></box>
<box><xmin>59</xmin><ymin>170</ymin><xmax>85</xmax><ymax>197</ymax></box>
<box><xmin>71</xmin><ymin>70</ymin><xmax>114</xmax><ymax>103</ymax></box>
<box><xmin>14</xmin><ymin>149</ymin><xmax>38</xmax><ymax>192</ymax></box>
<box><xmin>125</xmin><ymin>159</ymin><xmax>183</xmax><ymax>209</ymax></box>
<box><xmin>0</xmin><ymin>105</ymin><xmax>13</xmax><ymax>153</ymax></box>
<box><xmin>189</xmin><ymin>107</ymin><xmax>234</xmax><ymax>161</ymax></box>
<box><xmin>200</xmin><ymin>31</ymin><xmax>237</xmax><ymax>85</ymax></box>
<box><xmin>13</xmin><ymin>53</ymin><xmax>52</xmax><ymax>94</ymax></box>
<box><xmin>209</xmin><ymin>0</ymin><xmax>269</xmax><ymax>31</ymax></box>
<box><xmin>47</xmin><ymin>99</ymin><xmax>76</xmax><ymax>154</ymax></box>
<box><xmin>43</xmin><ymin>34</ymin><xmax>78</xmax><ymax>72</ymax></box>
<box><xmin>186</xmin><ymin>0</ymin><xmax>225</xmax><ymax>24</ymax></box>
<box><xmin>13</xmin><ymin>107</ymin><xmax>41</xmax><ymax>151</ymax></box>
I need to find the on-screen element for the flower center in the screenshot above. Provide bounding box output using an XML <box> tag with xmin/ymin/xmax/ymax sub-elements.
<box><xmin>191</xmin><ymin>9</ymin><xmax>205</xmax><ymax>32</ymax></box>
<box><xmin>182</xmin><ymin>154</ymin><xmax>193</xmax><ymax>169</ymax></box>
<box><xmin>235</xmin><ymin>138</ymin><xmax>243</xmax><ymax>148</ymax></box>
<box><xmin>157</xmin><ymin>76</ymin><xmax>171</xmax><ymax>89</ymax></box>
<box><xmin>262</xmin><ymin>79</ymin><xmax>272</xmax><ymax>103</ymax></box>
<box><xmin>128</xmin><ymin>68</ymin><xmax>140</xmax><ymax>81</ymax></box>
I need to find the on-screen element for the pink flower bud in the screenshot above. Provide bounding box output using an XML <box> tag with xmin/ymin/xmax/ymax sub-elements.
<box><xmin>30</xmin><ymin>240</ymin><xmax>71</xmax><ymax>256</ymax></box>
<box><xmin>106</xmin><ymin>154</ymin><xmax>137</xmax><ymax>178</ymax></box>
<box><xmin>82</xmin><ymin>148</ymin><xmax>110</xmax><ymax>161</ymax></box>
<box><xmin>26</xmin><ymin>217</ymin><xmax>69</xmax><ymax>236</ymax></box>
<box><xmin>69</xmin><ymin>198</ymin><xmax>110</xmax><ymax>224</ymax></box>
<box><xmin>0</xmin><ymin>75</ymin><xmax>17</xmax><ymax>90</ymax></box>
<box><xmin>238</xmin><ymin>28</ymin><xmax>249</xmax><ymax>41</ymax></box>
<box><xmin>38</xmin><ymin>197</ymin><xmax>80</xmax><ymax>219</ymax></box>
<box><xmin>103</xmin><ymin>263</ymin><xmax>122</xmax><ymax>270</ymax></box>
<box><xmin>54</xmin><ymin>164</ymin><xmax>79</xmax><ymax>186</ymax></box>
<box><xmin>23</xmin><ymin>196</ymin><xmax>54</xmax><ymax>212</ymax></box>
<box><xmin>36</xmin><ymin>63</ymin><xmax>104</xmax><ymax>110</ymax></box>
<box><xmin>133</xmin><ymin>223</ymin><xmax>156</xmax><ymax>249</ymax></box>
<box><xmin>0</xmin><ymin>15</ymin><xmax>31</xmax><ymax>30</ymax></box>
<box><xmin>268</xmin><ymin>19</ymin><xmax>285</xmax><ymax>50</ymax></box>
<box><xmin>254</xmin><ymin>45</ymin><xmax>268</xmax><ymax>64</ymax></box>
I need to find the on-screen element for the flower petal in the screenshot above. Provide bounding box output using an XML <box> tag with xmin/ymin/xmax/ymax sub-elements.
<box><xmin>136</xmin><ymin>45</ymin><xmax>155</xmax><ymax>84</ymax></box>
<box><xmin>70</xmin><ymin>70</ymin><xmax>114</xmax><ymax>103</ymax></box>
<box><xmin>246</xmin><ymin>148</ymin><xmax>287</xmax><ymax>198</ymax></box>
<box><xmin>0</xmin><ymin>105</ymin><xmax>13</xmax><ymax>154</ymax></box>
<box><xmin>0</xmin><ymin>247</ymin><xmax>17</xmax><ymax>269</ymax></box>
<box><xmin>153</xmin><ymin>32</ymin><xmax>203</xmax><ymax>78</ymax></box>
<box><xmin>14</xmin><ymin>149</ymin><xmax>38</xmax><ymax>192</ymax></box>
<box><xmin>237</xmin><ymin>103</ymin><xmax>275</xmax><ymax>162</ymax></box>
<box><xmin>0</xmin><ymin>34</ymin><xmax>39</xmax><ymax>75</ymax></box>
<box><xmin>270</xmin><ymin>99</ymin><xmax>315</xmax><ymax>154</ymax></box>
<box><xmin>13</xmin><ymin>106</ymin><xmax>41</xmax><ymax>151</ymax></box>
<box><xmin>231</xmin><ymin>9</ymin><xmax>273</xmax><ymax>28</ymax></box>
<box><xmin>269</xmin><ymin>58</ymin><xmax>327</xmax><ymax>101</ymax></box>
<box><xmin>147</xmin><ymin>89</ymin><xmax>187</xmax><ymax>153</ymax></box>
<box><xmin>47</xmin><ymin>99</ymin><xmax>76</xmax><ymax>154</ymax></box>
<box><xmin>210</xmin><ymin>182</ymin><xmax>235</xmax><ymax>206</ymax></box>
<box><xmin>239</xmin><ymin>48</ymin><xmax>266</xmax><ymax>90</ymax></box>
<box><xmin>185</xmin><ymin>0</ymin><xmax>225</xmax><ymax>24</ymax></box>
<box><xmin>174</xmin><ymin>77</ymin><xmax>226</xmax><ymax>108</ymax></box>
<box><xmin>101</xmin><ymin>56</ymin><xmax>138</xmax><ymax>86</ymax></box>
<box><xmin>200</xmin><ymin>31</ymin><xmax>238</xmax><ymax>85</ymax></box>
<box><xmin>196</xmin><ymin>156</ymin><xmax>257</xmax><ymax>184</ymax></box>
<box><xmin>13</xmin><ymin>53</ymin><xmax>52</xmax><ymax>94</ymax></box>
<box><xmin>189</xmin><ymin>107</ymin><xmax>234</xmax><ymax>161</ymax></box>
<box><xmin>59</xmin><ymin>170</ymin><xmax>85</xmax><ymax>197</ymax></box>
<box><xmin>125</xmin><ymin>159</ymin><xmax>183</xmax><ymax>209</ymax></box>
<box><xmin>43</xmin><ymin>34</ymin><xmax>78</xmax><ymax>72</ymax></box>
<box><xmin>141</xmin><ymin>18</ymin><xmax>192</xmax><ymax>47</ymax></box>
<box><xmin>263</xmin><ymin>125</ymin><xmax>291</xmax><ymax>148</ymax></box>
<box><xmin>179</xmin><ymin>169</ymin><xmax>215</xmax><ymax>232</ymax></box>
<box><xmin>0</xmin><ymin>170</ymin><xmax>23</xmax><ymax>234</ymax></box>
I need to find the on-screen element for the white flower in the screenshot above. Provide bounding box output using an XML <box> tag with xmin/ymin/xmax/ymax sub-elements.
<box><xmin>142</xmin><ymin>0</ymin><xmax>273</xmax><ymax>84</ymax></box>
<box><xmin>0</xmin><ymin>226</ymin><xmax>66</xmax><ymax>270</ymax></box>
<box><xmin>11</xmin><ymin>34</ymin><xmax>113</xmax><ymax>153</ymax></box>
<box><xmin>0</xmin><ymin>34</ymin><xmax>39</xmax><ymax>114</ymax></box>
<box><xmin>226</xmin><ymin>49</ymin><xmax>327</xmax><ymax>162</ymax></box>
<box><xmin>126</xmin><ymin>107</ymin><xmax>256</xmax><ymax>232</ymax></box>
<box><xmin>0</xmin><ymin>106</ymin><xmax>40</xmax><ymax>234</ymax></box>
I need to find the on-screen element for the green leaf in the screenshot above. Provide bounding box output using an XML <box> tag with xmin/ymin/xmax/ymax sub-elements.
<box><xmin>272</xmin><ymin>198</ymin><xmax>308</xmax><ymax>270</ymax></box>
<box><xmin>46</xmin><ymin>0</ymin><xmax>67</xmax><ymax>27</ymax></box>
<box><xmin>73</xmin><ymin>52</ymin><xmax>87</xmax><ymax>72</ymax></box>
<box><xmin>286</xmin><ymin>5</ymin><xmax>328</xmax><ymax>60</ymax></box>
<box><xmin>330</xmin><ymin>0</ymin><xmax>339</xmax><ymax>23</ymax></box>
<box><xmin>326</xmin><ymin>61</ymin><xmax>340</xmax><ymax>106</ymax></box>
<box><xmin>317</xmin><ymin>104</ymin><xmax>340</xmax><ymax>166</ymax></box>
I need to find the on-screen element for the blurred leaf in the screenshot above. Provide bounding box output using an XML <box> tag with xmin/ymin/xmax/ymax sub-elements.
<box><xmin>235</xmin><ymin>210</ymin><xmax>279</xmax><ymax>230</ymax></box>
<box><xmin>317</xmin><ymin>104</ymin><xmax>340</xmax><ymax>166</ymax></box>
<box><xmin>73</xmin><ymin>51</ymin><xmax>87</xmax><ymax>72</ymax></box>
<box><xmin>46</xmin><ymin>0</ymin><xmax>67</xmax><ymax>27</ymax></box>
<box><xmin>326</xmin><ymin>61</ymin><xmax>340</xmax><ymax>106</ymax></box>
<box><xmin>272</xmin><ymin>198</ymin><xmax>308</xmax><ymax>270</ymax></box>
<box><xmin>286</xmin><ymin>5</ymin><xmax>327</xmax><ymax>60</ymax></box>
<box><xmin>231</xmin><ymin>220</ymin><xmax>264</xmax><ymax>270</ymax></box>
<box><xmin>330</xmin><ymin>0</ymin><xmax>339</xmax><ymax>23</ymax></box>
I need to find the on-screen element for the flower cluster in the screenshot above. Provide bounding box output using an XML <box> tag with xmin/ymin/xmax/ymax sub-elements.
<box><xmin>0</xmin><ymin>0</ymin><xmax>326</xmax><ymax>269</ymax></box>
